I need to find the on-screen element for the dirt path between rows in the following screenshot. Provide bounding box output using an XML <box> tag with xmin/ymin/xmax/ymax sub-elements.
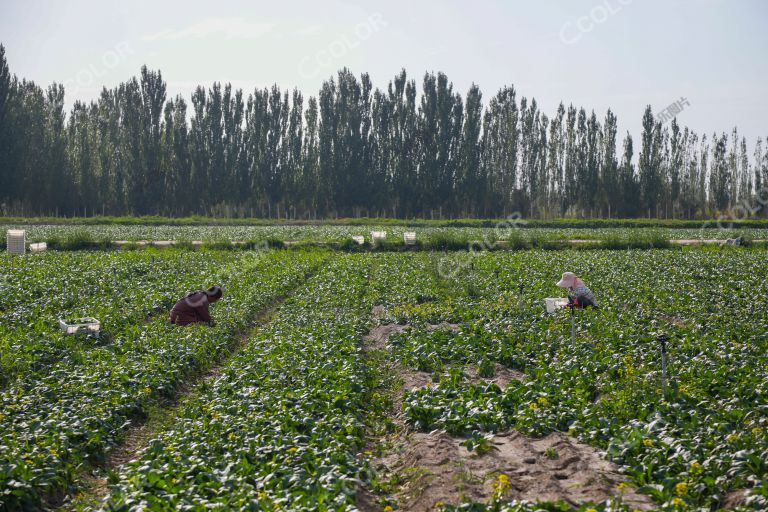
<box><xmin>53</xmin><ymin>266</ymin><xmax>321</xmax><ymax>512</ymax></box>
<box><xmin>373</xmin><ymin>430</ymin><xmax>653</xmax><ymax>511</ymax></box>
<box><xmin>359</xmin><ymin>310</ymin><xmax>654</xmax><ymax>511</ymax></box>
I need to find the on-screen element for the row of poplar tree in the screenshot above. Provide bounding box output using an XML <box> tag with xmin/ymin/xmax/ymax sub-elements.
<box><xmin>0</xmin><ymin>45</ymin><xmax>765</xmax><ymax>219</ymax></box>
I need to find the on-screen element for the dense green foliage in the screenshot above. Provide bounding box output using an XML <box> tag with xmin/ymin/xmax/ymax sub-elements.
<box><xmin>383</xmin><ymin>251</ymin><xmax>768</xmax><ymax>510</ymax></box>
<box><xmin>1</xmin><ymin>248</ymin><xmax>766</xmax><ymax>510</ymax></box>
<box><xmin>102</xmin><ymin>255</ymin><xmax>375</xmax><ymax>510</ymax></box>
<box><xmin>0</xmin><ymin>250</ymin><xmax>323</xmax><ymax>509</ymax></box>
<box><xmin>4</xmin><ymin>216</ymin><xmax>768</xmax><ymax>228</ymax></box>
<box><xmin>1</xmin><ymin>45</ymin><xmax>766</xmax><ymax>219</ymax></box>
<box><xmin>0</xmin><ymin>251</ymin><xmax>238</xmax><ymax>387</ymax></box>
<box><xmin>0</xmin><ymin>223</ymin><xmax>764</xmax><ymax>253</ymax></box>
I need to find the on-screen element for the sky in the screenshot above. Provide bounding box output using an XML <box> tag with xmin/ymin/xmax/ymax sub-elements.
<box><xmin>1</xmin><ymin>0</ymin><xmax>766</xmax><ymax>149</ymax></box>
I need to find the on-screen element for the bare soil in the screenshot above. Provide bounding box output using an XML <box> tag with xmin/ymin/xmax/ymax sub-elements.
<box><xmin>401</xmin><ymin>370</ymin><xmax>434</xmax><ymax>393</ymax></box>
<box><xmin>364</xmin><ymin>323</ymin><xmax>410</xmax><ymax>351</ymax></box>
<box><xmin>722</xmin><ymin>489</ymin><xmax>747</xmax><ymax>509</ymax></box>
<box><xmin>360</xmin><ymin>315</ymin><xmax>654</xmax><ymax>512</ymax></box>
<box><xmin>658</xmin><ymin>314</ymin><xmax>688</xmax><ymax>328</ymax></box>
<box><xmin>373</xmin><ymin>430</ymin><xmax>654</xmax><ymax>511</ymax></box>
<box><xmin>426</xmin><ymin>321</ymin><xmax>461</xmax><ymax>332</ymax></box>
<box><xmin>466</xmin><ymin>363</ymin><xmax>526</xmax><ymax>387</ymax></box>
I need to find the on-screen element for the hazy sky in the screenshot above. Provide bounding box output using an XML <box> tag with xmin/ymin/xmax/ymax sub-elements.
<box><xmin>1</xmin><ymin>0</ymin><xmax>766</xmax><ymax>147</ymax></box>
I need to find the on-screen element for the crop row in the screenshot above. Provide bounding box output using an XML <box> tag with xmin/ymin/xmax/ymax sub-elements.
<box><xmin>0</xmin><ymin>251</ymin><xmax>247</xmax><ymax>388</ymax></box>
<box><xmin>1</xmin><ymin>224</ymin><xmax>763</xmax><ymax>247</ymax></box>
<box><xmin>0</xmin><ymin>250</ymin><xmax>325</xmax><ymax>510</ymax></box>
<box><xmin>385</xmin><ymin>250</ymin><xmax>767</xmax><ymax>510</ymax></box>
<box><xmin>101</xmin><ymin>254</ymin><xmax>375</xmax><ymax>510</ymax></box>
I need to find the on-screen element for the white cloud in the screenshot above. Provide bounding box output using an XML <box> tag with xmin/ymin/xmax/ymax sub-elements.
<box><xmin>143</xmin><ymin>18</ymin><xmax>274</xmax><ymax>41</ymax></box>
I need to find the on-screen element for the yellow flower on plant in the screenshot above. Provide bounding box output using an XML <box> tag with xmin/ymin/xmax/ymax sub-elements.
<box><xmin>689</xmin><ymin>461</ymin><xmax>702</xmax><ymax>475</ymax></box>
<box><xmin>537</xmin><ymin>396</ymin><xmax>549</xmax><ymax>406</ymax></box>
<box><xmin>383</xmin><ymin>506</ymin><xmax>393</xmax><ymax>512</ymax></box>
<box><xmin>492</xmin><ymin>473</ymin><xmax>511</xmax><ymax>499</ymax></box>
<box><xmin>287</xmin><ymin>447</ymin><xmax>298</xmax><ymax>454</ymax></box>
<box><xmin>642</xmin><ymin>438</ymin><xmax>654</xmax><ymax>447</ymax></box>
<box><xmin>617</xmin><ymin>482</ymin><xmax>631</xmax><ymax>493</ymax></box>
<box><xmin>585</xmin><ymin>508</ymin><xmax>598</xmax><ymax>512</ymax></box>
<box><xmin>528</xmin><ymin>402</ymin><xmax>539</xmax><ymax>411</ymax></box>
<box><xmin>671</xmin><ymin>497</ymin><xmax>684</xmax><ymax>507</ymax></box>
<box><xmin>675</xmin><ymin>482</ymin><xmax>689</xmax><ymax>495</ymax></box>
<box><xmin>752</xmin><ymin>427</ymin><xmax>764</xmax><ymax>437</ymax></box>
<box><xmin>726</xmin><ymin>432</ymin><xmax>740</xmax><ymax>443</ymax></box>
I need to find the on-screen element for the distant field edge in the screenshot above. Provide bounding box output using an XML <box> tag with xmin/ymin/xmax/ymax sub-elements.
<box><xmin>2</xmin><ymin>216</ymin><xmax>768</xmax><ymax>229</ymax></box>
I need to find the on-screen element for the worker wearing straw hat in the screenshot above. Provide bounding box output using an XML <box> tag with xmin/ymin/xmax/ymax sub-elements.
<box><xmin>556</xmin><ymin>272</ymin><xmax>598</xmax><ymax>308</ymax></box>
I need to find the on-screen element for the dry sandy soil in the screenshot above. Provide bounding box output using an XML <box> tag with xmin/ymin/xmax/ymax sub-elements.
<box><xmin>359</xmin><ymin>311</ymin><xmax>655</xmax><ymax>511</ymax></box>
<box><xmin>371</xmin><ymin>429</ymin><xmax>654</xmax><ymax>511</ymax></box>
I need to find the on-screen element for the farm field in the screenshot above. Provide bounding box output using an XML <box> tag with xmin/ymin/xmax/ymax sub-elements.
<box><xmin>1</xmin><ymin>0</ymin><xmax>766</xmax><ymax>510</ymax></box>
<box><xmin>1</xmin><ymin>246</ymin><xmax>767</xmax><ymax>511</ymax></box>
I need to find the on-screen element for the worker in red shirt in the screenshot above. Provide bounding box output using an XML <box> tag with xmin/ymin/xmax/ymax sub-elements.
<box><xmin>169</xmin><ymin>286</ymin><xmax>223</xmax><ymax>326</ymax></box>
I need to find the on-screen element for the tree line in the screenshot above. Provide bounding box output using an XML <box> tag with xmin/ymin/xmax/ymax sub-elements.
<box><xmin>0</xmin><ymin>45</ymin><xmax>765</xmax><ymax>219</ymax></box>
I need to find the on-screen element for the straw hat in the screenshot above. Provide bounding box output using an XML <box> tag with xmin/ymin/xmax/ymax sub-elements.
<box><xmin>556</xmin><ymin>272</ymin><xmax>578</xmax><ymax>288</ymax></box>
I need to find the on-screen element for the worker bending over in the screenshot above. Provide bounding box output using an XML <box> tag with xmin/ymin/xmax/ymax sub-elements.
<box><xmin>556</xmin><ymin>272</ymin><xmax>598</xmax><ymax>308</ymax></box>
<box><xmin>169</xmin><ymin>285</ymin><xmax>223</xmax><ymax>326</ymax></box>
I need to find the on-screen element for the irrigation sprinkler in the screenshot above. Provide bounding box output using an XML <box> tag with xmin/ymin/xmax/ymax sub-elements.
<box><xmin>657</xmin><ymin>333</ymin><xmax>669</xmax><ymax>398</ymax></box>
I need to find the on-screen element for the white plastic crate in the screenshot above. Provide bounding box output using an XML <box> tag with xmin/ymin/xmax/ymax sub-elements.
<box><xmin>544</xmin><ymin>298</ymin><xmax>569</xmax><ymax>314</ymax></box>
<box><xmin>352</xmin><ymin>236</ymin><xmax>365</xmax><ymax>245</ymax></box>
<box><xmin>370</xmin><ymin>231</ymin><xmax>387</xmax><ymax>244</ymax></box>
<box><xmin>6</xmin><ymin>230</ymin><xmax>25</xmax><ymax>254</ymax></box>
<box><xmin>29</xmin><ymin>242</ymin><xmax>47</xmax><ymax>252</ymax></box>
<box><xmin>403</xmin><ymin>232</ymin><xmax>417</xmax><ymax>245</ymax></box>
<box><xmin>58</xmin><ymin>317</ymin><xmax>101</xmax><ymax>334</ymax></box>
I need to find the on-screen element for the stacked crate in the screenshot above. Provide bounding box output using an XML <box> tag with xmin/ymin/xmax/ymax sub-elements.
<box><xmin>370</xmin><ymin>231</ymin><xmax>386</xmax><ymax>245</ymax></box>
<box><xmin>6</xmin><ymin>230</ymin><xmax>26</xmax><ymax>254</ymax></box>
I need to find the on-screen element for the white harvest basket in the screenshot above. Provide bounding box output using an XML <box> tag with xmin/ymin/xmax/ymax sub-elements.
<box><xmin>352</xmin><ymin>236</ymin><xmax>365</xmax><ymax>245</ymax></box>
<box><xmin>371</xmin><ymin>231</ymin><xmax>387</xmax><ymax>245</ymax></box>
<box><xmin>544</xmin><ymin>298</ymin><xmax>569</xmax><ymax>314</ymax></box>
<box><xmin>59</xmin><ymin>317</ymin><xmax>101</xmax><ymax>334</ymax></box>
<box><xmin>7</xmin><ymin>230</ymin><xmax>26</xmax><ymax>254</ymax></box>
<box><xmin>403</xmin><ymin>232</ymin><xmax>417</xmax><ymax>245</ymax></box>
